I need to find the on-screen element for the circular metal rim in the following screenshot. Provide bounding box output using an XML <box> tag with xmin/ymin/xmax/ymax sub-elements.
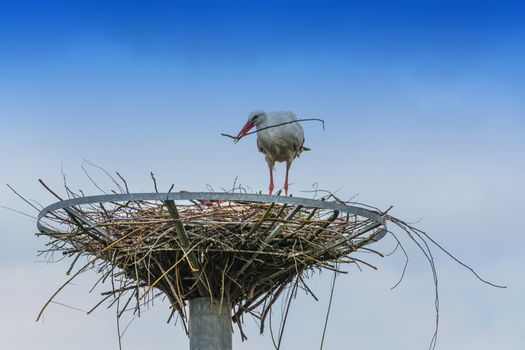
<box><xmin>37</xmin><ymin>192</ymin><xmax>386</xmax><ymax>234</ymax></box>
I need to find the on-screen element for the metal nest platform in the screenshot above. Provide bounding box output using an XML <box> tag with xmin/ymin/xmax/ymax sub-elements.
<box><xmin>36</xmin><ymin>192</ymin><xmax>388</xmax><ymax>340</ymax></box>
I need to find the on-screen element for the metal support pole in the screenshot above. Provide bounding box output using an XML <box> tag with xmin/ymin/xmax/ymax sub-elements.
<box><xmin>189</xmin><ymin>298</ymin><xmax>232</xmax><ymax>350</ymax></box>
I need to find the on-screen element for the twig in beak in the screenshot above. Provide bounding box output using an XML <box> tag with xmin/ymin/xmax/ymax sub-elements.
<box><xmin>221</xmin><ymin>118</ymin><xmax>325</xmax><ymax>142</ymax></box>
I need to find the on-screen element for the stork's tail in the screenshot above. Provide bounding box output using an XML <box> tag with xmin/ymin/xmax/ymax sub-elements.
<box><xmin>297</xmin><ymin>146</ymin><xmax>310</xmax><ymax>158</ymax></box>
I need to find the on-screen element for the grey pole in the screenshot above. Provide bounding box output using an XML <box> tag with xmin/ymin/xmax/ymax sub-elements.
<box><xmin>189</xmin><ymin>297</ymin><xmax>232</xmax><ymax>350</ymax></box>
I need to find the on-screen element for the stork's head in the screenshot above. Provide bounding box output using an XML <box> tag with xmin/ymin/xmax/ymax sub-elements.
<box><xmin>235</xmin><ymin>110</ymin><xmax>267</xmax><ymax>143</ymax></box>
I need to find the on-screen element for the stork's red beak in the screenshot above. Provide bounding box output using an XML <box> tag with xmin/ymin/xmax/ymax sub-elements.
<box><xmin>234</xmin><ymin>120</ymin><xmax>255</xmax><ymax>143</ymax></box>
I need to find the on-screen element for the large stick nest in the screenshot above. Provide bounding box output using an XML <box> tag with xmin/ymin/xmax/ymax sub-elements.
<box><xmin>36</xmin><ymin>189</ymin><xmax>386</xmax><ymax>339</ymax></box>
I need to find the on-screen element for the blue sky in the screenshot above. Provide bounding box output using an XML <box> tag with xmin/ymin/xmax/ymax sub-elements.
<box><xmin>1</xmin><ymin>0</ymin><xmax>524</xmax><ymax>130</ymax></box>
<box><xmin>1</xmin><ymin>1</ymin><xmax>524</xmax><ymax>349</ymax></box>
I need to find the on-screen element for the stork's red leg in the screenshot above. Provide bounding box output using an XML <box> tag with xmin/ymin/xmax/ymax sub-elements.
<box><xmin>269</xmin><ymin>167</ymin><xmax>274</xmax><ymax>195</ymax></box>
<box><xmin>284</xmin><ymin>162</ymin><xmax>291</xmax><ymax>196</ymax></box>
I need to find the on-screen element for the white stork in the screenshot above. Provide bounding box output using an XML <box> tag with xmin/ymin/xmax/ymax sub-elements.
<box><xmin>235</xmin><ymin>110</ymin><xmax>308</xmax><ymax>195</ymax></box>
